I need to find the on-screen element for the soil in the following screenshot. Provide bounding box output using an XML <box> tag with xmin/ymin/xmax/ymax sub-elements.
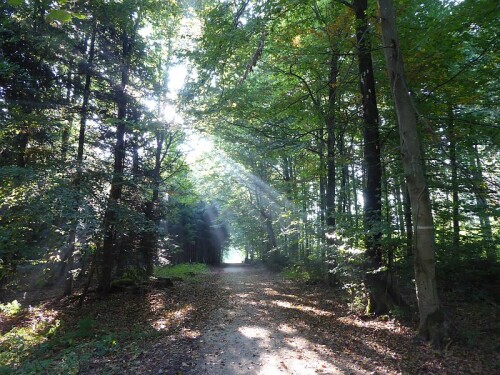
<box><xmin>186</xmin><ymin>264</ymin><xmax>370</xmax><ymax>374</ymax></box>
<box><xmin>172</xmin><ymin>264</ymin><xmax>495</xmax><ymax>375</ymax></box>
<box><xmin>3</xmin><ymin>264</ymin><xmax>498</xmax><ymax>374</ymax></box>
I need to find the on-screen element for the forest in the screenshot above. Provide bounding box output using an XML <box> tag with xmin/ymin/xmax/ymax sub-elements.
<box><xmin>0</xmin><ymin>0</ymin><xmax>498</xmax><ymax>373</ymax></box>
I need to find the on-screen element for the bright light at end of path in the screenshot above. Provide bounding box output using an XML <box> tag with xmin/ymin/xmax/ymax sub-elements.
<box><xmin>224</xmin><ymin>246</ymin><xmax>244</xmax><ymax>263</ymax></box>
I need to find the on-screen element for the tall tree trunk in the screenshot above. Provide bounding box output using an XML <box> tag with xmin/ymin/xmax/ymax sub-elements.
<box><xmin>447</xmin><ymin>104</ymin><xmax>460</xmax><ymax>249</ymax></box>
<box><xmin>141</xmin><ymin>131</ymin><xmax>165</xmax><ymax>276</ymax></box>
<box><xmin>64</xmin><ymin>25</ymin><xmax>96</xmax><ymax>296</ymax></box>
<box><xmin>354</xmin><ymin>0</ymin><xmax>402</xmax><ymax>314</ymax></box>
<box><xmin>99</xmin><ymin>31</ymin><xmax>131</xmax><ymax>293</ymax></box>
<box><xmin>325</xmin><ymin>50</ymin><xmax>339</xmax><ymax>230</ymax></box>
<box><xmin>324</xmin><ymin>49</ymin><xmax>339</xmax><ymax>286</ymax></box>
<box><xmin>354</xmin><ymin>0</ymin><xmax>382</xmax><ymax>266</ymax></box>
<box><xmin>377</xmin><ymin>0</ymin><xmax>445</xmax><ymax>348</ymax></box>
<box><xmin>351</xmin><ymin>163</ymin><xmax>359</xmax><ymax>229</ymax></box>
<box><xmin>471</xmin><ymin>144</ymin><xmax>495</xmax><ymax>260</ymax></box>
<box><xmin>283</xmin><ymin>157</ymin><xmax>299</xmax><ymax>261</ymax></box>
<box><xmin>16</xmin><ymin>128</ymin><xmax>29</xmax><ymax>168</ymax></box>
<box><xmin>402</xmin><ymin>178</ymin><xmax>413</xmax><ymax>256</ymax></box>
<box><xmin>338</xmin><ymin>133</ymin><xmax>349</xmax><ymax>216</ymax></box>
<box><xmin>394</xmin><ymin>181</ymin><xmax>405</xmax><ymax>238</ymax></box>
<box><xmin>318</xmin><ymin>127</ymin><xmax>327</xmax><ymax>253</ymax></box>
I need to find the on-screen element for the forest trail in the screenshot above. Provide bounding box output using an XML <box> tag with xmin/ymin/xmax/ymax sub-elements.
<box><xmin>187</xmin><ymin>264</ymin><xmax>379</xmax><ymax>375</ymax></box>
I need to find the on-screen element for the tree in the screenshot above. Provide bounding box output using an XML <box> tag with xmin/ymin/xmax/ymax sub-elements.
<box><xmin>377</xmin><ymin>0</ymin><xmax>445</xmax><ymax>348</ymax></box>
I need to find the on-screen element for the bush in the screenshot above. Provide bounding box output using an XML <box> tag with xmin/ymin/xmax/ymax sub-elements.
<box><xmin>154</xmin><ymin>263</ymin><xmax>209</xmax><ymax>279</ymax></box>
<box><xmin>282</xmin><ymin>261</ymin><xmax>324</xmax><ymax>284</ymax></box>
<box><xmin>263</xmin><ymin>250</ymin><xmax>289</xmax><ymax>271</ymax></box>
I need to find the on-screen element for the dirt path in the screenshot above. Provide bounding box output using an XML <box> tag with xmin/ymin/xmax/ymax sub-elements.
<box><xmin>3</xmin><ymin>263</ymin><xmax>491</xmax><ymax>374</ymax></box>
<box><xmin>180</xmin><ymin>265</ymin><xmax>491</xmax><ymax>375</ymax></box>
<box><xmin>187</xmin><ymin>264</ymin><xmax>375</xmax><ymax>375</ymax></box>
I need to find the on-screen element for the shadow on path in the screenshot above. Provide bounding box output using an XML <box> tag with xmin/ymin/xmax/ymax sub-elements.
<box><xmin>187</xmin><ymin>264</ymin><xmax>385</xmax><ymax>375</ymax></box>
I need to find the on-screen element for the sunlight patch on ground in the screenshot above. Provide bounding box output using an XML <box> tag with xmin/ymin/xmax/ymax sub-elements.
<box><xmin>277</xmin><ymin>323</ymin><xmax>297</xmax><ymax>334</ymax></box>
<box><xmin>245</xmin><ymin>335</ymin><xmax>347</xmax><ymax>375</ymax></box>
<box><xmin>0</xmin><ymin>304</ymin><xmax>60</xmax><ymax>367</ymax></box>
<box><xmin>180</xmin><ymin>327</ymin><xmax>201</xmax><ymax>339</ymax></box>
<box><xmin>235</xmin><ymin>293</ymin><xmax>253</xmax><ymax>298</ymax></box>
<box><xmin>263</xmin><ymin>289</ymin><xmax>302</xmax><ymax>302</ymax></box>
<box><xmin>262</xmin><ymin>287</ymin><xmax>279</xmax><ymax>296</ymax></box>
<box><xmin>337</xmin><ymin>316</ymin><xmax>405</xmax><ymax>334</ymax></box>
<box><xmin>238</xmin><ymin>325</ymin><xmax>271</xmax><ymax>340</ymax></box>
<box><xmin>271</xmin><ymin>299</ymin><xmax>334</xmax><ymax>317</ymax></box>
<box><xmin>152</xmin><ymin>304</ymin><xmax>193</xmax><ymax>331</ymax></box>
<box><xmin>148</xmin><ymin>291</ymin><xmax>167</xmax><ymax>313</ymax></box>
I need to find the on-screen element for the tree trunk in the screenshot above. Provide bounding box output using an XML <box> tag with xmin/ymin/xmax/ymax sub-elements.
<box><xmin>471</xmin><ymin>144</ymin><xmax>495</xmax><ymax>260</ymax></box>
<box><xmin>16</xmin><ymin>129</ymin><xmax>29</xmax><ymax>168</ymax></box>
<box><xmin>324</xmin><ymin>48</ymin><xmax>339</xmax><ymax>285</ymax></box>
<box><xmin>355</xmin><ymin>0</ymin><xmax>382</xmax><ymax>265</ymax></box>
<box><xmin>354</xmin><ymin>0</ymin><xmax>400</xmax><ymax>315</ymax></box>
<box><xmin>99</xmin><ymin>31</ymin><xmax>131</xmax><ymax>293</ymax></box>
<box><xmin>64</xmin><ymin>25</ymin><xmax>96</xmax><ymax>296</ymax></box>
<box><xmin>402</xmin><ymin>178</ymin><xmax>413</xmax><ymax>256</ymax></box>
<box><xmin>325</xmin><ymin>50</ymin><xmax>339</xmax><ymax>230</ymax></box>
<box><xmin>338</xmin><ymin>134</ymin><xmax>349</xmax><ymax>216</ymax></box>
<box><xmin>447</xmin><ymin>104</ymin><xmax>460</xmax><ymax>249</ymax></box>
<box><xmin>140</xmin><ymin>131</ymin><xmax>165</xmax><ymax>276</ymax></box>
<box><xmin>377</xmin><ymin>0</ymin><xmax>445</xmax><ymax>348</ymax></box>
<box><xmin>351</xmin><ymin>163</ymin><xmax>359</xmax><ymax>228</ymax></box>
<box><xmin>283</xmin><ymin>157</ymin><xmax>299</xmax><ymax>261</ymax></box>
<box><xmin>394</xmin><ymin>181</ymin><xmax>405</xmax><ymax>237</ymax></box>
<box><xmin>318</xmin><ymin>127</ymin><xmax>327</xmax><ymax>253</ymax></box>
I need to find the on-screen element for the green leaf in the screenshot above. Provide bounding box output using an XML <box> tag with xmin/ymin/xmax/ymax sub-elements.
<box><xmin>45</xmin><ymin>9</ymin><xmax>73</xmax><ymax>23</ymax></box>
<box><xmin>7</xmin><ymin>0</ymin><xmax>24</xmax><ymax>6</ymax></box>
<box><xmin>72</xmin><ymin>13</ymin><xmax>86</xmax><ymax>20</ymax></box>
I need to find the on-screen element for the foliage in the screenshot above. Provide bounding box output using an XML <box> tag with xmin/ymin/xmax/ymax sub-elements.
<box><xmin>0</xmin><ymin>0</ymin><xmax>498</xmax><ymax>362</ymax></box>
<box><xmin>281</xmin><ymin>261</ymin><xmax>325</xmax><ymax>284</ymax></box>
<box><xmin>154</xmin><ymin>262</ymin><xmax>209</xmax><ymax>279</ymax></box>
<box><xmin>0</xmin><ymin>300</ymin><xmax>22</xmax><ymax>316</ymax></box>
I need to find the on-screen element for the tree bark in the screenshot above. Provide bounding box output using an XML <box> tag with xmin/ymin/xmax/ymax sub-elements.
<box><xmin>447</xmin><ymin>104</ymin><xmax>460</xmax><ymax>248</ymax></box>
<box><xmin>325</xmin><ymin>50</ymin><xmax>339</xmax><ymax>230</ymax></box>
<box><xmin>471</xmin><ymin>144</ymin><xmax>495</xmax><ymax>260</ymax></box>
<box><xmin>283</xmin><ymin>157</ymin><xmax>299</xmax><ymax>261</ymax></box>
<box><xmin>99</xmin><ymin>30</ymin><xmax>131</xmax><ymax>293</ymax></box>
<box><xmin>64</xmin><ymin>25</ymin><xmax>96</xmax><ymax>296</ymax></box>
<box><xmin>394</xmin><ymin>181</ymin><xmax>405</xmax><ymax>237</ymax></box>
<box><xmin>140</xmin><ymin>131</ymin><xmax>166</xmax><ymax>276</ymax></box>
<box><xmin>377</xmin><ymin>0</ymin><xmax>445</xmax><ymax>348</ymax></box>
<box><xmin>354</xmin><ymin>0</ymin><xmax>382</xmax><ymax>265</ymax></box>
<box><xmin>353</xmin><ymin>0</ymin><xmax>401</xmax><ymax>315</ymax></box>
<box><xmin>402</xmin><ymin>178</ymin><xmax>413</xmax><ymax>256</ymax></box>
<box><xmin>16</xmin><ymin>129</ymin><xmax>29</xmax><ymax>168</ymax></box>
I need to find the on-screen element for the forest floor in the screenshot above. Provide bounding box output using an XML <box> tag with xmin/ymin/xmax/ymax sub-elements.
<box><xmin>1</xmin><ymin>263</ymin><xmax>498</xmax><ymax>374</ymax></box>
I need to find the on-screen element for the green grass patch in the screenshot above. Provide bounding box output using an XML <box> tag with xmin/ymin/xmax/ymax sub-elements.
<box><xmin>0</xmin><ymin>300</ymin><xmax>22</xmax><ymax>316</ymax></box>
<box><xmin>0</xmin><ymin>310</ymin><xmax>159</xmax><ymax>374</ymax></box>
<box><xmin>154</xmin><ymin>263</ymin><xmax>209</xmax><ymax>280</ymax></box>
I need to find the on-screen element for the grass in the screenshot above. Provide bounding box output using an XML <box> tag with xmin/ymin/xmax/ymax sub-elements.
<box><xmin>0</xmin><ymin>294</ymin><xmax>171</xmax><ymax>374</ymax></box>
<box><xmin>0</xmin><ymin>263</ymin><xmax>210</xmax><ymax>373</ymax></box>
<box><xmin>0</xmin><ymin>300</ymin><xmax>22</xmax><ymax>316</ymax></box>
<box><xmin>154</xmin><ymin>263</ymin><xmax>209</xmax><ymax>280</ymax></box>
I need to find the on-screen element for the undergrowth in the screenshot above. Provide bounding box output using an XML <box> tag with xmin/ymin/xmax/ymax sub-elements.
<box><xmin>0</xmin><ymin>263</ymin><xmax>212</xmax><ymax>374</ymax></box>
<box><xmin>154</xmin><ymin>263</ymin><xmax>209</xmax><ymax>280</ymax></box>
